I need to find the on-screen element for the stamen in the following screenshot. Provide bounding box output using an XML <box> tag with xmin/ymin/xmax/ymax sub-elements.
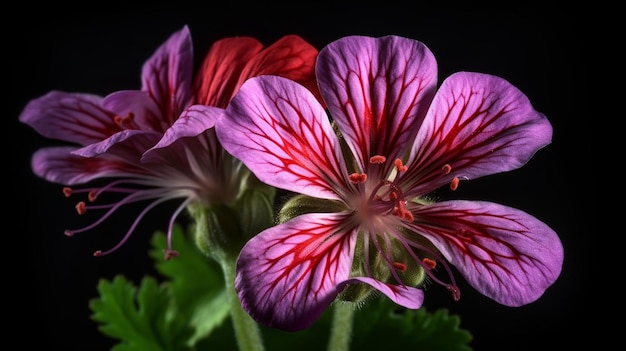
<box><xmin>370</xmin><ymin>155</ymin><xmax>386</xmax><ymax>164</ymax></box>
<box><xmin>114</xmin><ymin>112</ymin><xmax>137</xmax><ymax>129</ymax></box>
<box><xmin>422</xmin><ymin>258</ymin><xmax>437</xmax><ymax>269</ymax></box>
<box><xmin>349</xmin><ymin>173</ymin><xmax>367</xmax><ymax>183</ymax></box>
<box><xmin>64</xmin><ymin>230</ymin><xmax>74</xmax><ymax>237</ymax></box>
<box><xmin>88</xmin><ymin>191</ymin><xmax>98</xmax><ymax>202</ymax></box>
<box><xmin>392</xmin><ymin>262</ymin><xmax>407</xmax><ymax>272</ymax></box>
<box><xmin>163</xmin><ymin>249</ymin><xmax>179</xmax><ymax>261</ymax></box>
<box><xmin>442</xmin><ymin>164</ymin><xmax>451</xmax><ymax>174</ymax></box>
<box><xmin>75</xmin><ymin>202</ymin><xmax>86</xmax><ymax>215</ymax></box>
<box><xmin>394</xmin><ymin>158</ymin><xmax>407</xmax><ymax>172</ymax></box>
<box><xmin>447</xmin><ymin>284</ymin><xmax>461</xmax><ymax>301</ymax></box>
<box><xmin>450</xmin><ymin>177</ymin><xmax>459</xmax><ymax>191</ymax></box>
<box><xmin>63</xmin><ymin>187</ymin><xmax>72</xmax><ymax>197</ymax></box>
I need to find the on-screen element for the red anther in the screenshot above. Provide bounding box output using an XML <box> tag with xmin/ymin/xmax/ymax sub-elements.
<box><xmin>63</xmin><ymin>187</ymin><xmax>72</xmax><ymax>197</ymax></box>
<box><xmin>64</xmin><ymin>230</ymin><xmax>74</xmax><ymax>237</ymax></box>
<box><xmin>450</xmin><ymin>177</ymin><xmax>459</xmax><ymax>191</ymax></box>
<box><xmin>456</xmin><ymin>228</ymin><xmax>469</xmax><ymax>238</ymax></box>
<box><xmin>442</xmin><ymin>164</ymin><xmax>452</xmax><ymax>174</ymax></box>
<box><xmin>163</xmin><ymin>249</ymin><xmax>179</xmax><ymax>261</ymax></box>
<box><xmin>349</xmin><ymin>173</ymin><xmax>367</xmax><ymax>183</ymax></box>
<box><xmin>369</xmin><ymin>155</ymin><xmax>386</xmax><ymax>164</ymax></box>
<box><xmin>392</xmin><ymin>262</ymin><xmax>408</xmax><ymax>272</ymax></box>
<box><xmin>402</xmin><ymin>210</ymin><xmax>414</xmax><ymax>222</ymax></box>
<box><xmin>88</xmin><ymin>191</ymin><xmax>98</xmax><ymax>202</ymax></box>
<box><xmin>422</xmin><ymin>258</ymin><xmax>437</xmax><ymax>269</ymax></box>
<box><xmin>447</xmin><ymin>285</ymin><xmax>461</xmax><ymax>301</ymax></box>
<box><xmin>75</xmin><ymin>201</ymin><xmax>87</xmax><ymax>215</ymax></box>
<box><xmin>393</xmin><ymin>201</ymin><xmax>414</xmax><ymax>222</ymax></box>
<box><xmin>389</xmin><ymin>191</ymin><xmax>399</xmax><ymax>200</ymax></box>
<box><xmin>394</xmin><ymin>158</ymin><xmax>408</xmax><ymax>172</ymax></box>
<box><xmin>93</xmin><ymin>250</ymin><xmax>103</xmax><ymax>257</ymax></box>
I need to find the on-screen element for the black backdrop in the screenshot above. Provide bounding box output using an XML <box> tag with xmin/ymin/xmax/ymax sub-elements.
<box><xmin>10</xmin><ymin>7</ymin><xmax>591</xmax><ymax>351</ymax></box>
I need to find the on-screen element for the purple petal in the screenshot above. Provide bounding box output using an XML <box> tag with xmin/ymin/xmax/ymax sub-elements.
<box><xmin>345</xmin><ymin>277</ymin><xmax>424</xmax><ymax>309</ymax></box>
<box><xmin>32</xmin><ymin>147</ymin><xmax>141</xmax><ymax>185</ymax></box>
<box><xmin>73</xmin><ymin>129</ymin><xmax>161</xmax><ymax>162</ymax></box>
<box><xmin>403</xmin><ymin>72</ymin><xmax>553</xmax><ymax>195</ymax></box>
<box><xmin>18</xmin><ymin>91</ymin><xmax>119</xmax><ymax>145</ymax></box>
<box><xmin>235</xmin><ymin>212</ymin><xmax>356</xmax><ymax>331</ymax></box>
<box><xmin>144</xmin><ymin>104</ymin><xmax>221</xmax><ymax>152</ymax></box>
<box><xmin>317</xmin><ymin>35</ymin><xmax>437</xmax><ymax>175</ymax></box>
<box><xmin>218</xmin><ymin>75</ymin><xmax>354</xmax><ymax>200</ymax></box>
<box><xmin>102</xmin><ymin>90</ymin><xmax>166</xmax><ymax>133</ymax></box>
<box><xmin>141</xmin><ymin>25</ymin><xmax>194</xmax><ymax>126</ymax></box>
<box><xmin>408</xmin><ymin>200</ymin><xmax>563</xmax><ymax>306</ymax></box>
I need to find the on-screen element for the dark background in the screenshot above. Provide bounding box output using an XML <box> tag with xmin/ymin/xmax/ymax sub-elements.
<box><xmin>10</xmin><ymin>7</ymin><xmax>591</xmax><ymax>351</ymax></box>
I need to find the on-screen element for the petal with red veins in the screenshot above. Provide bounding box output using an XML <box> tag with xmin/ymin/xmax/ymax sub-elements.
<box><xmin>143</xmin><ymin>104</ymin><xmax>222</xmax><ymax>160</ymax></box>
<box><xmin>237</xmin><ymin>35</ymin><xmax>319</xmax><ymax>103</ymax></box>
<box><xmin>73</xmin><ymin>129</ymin><xmax>162</xmax><ymax>162</ymax></box>
<box><xmin>194</xmin><ymin>37</ymin><xmax>263</xmax><ymax>108</ymax></box>
<box><xmin>32</xmin><ymin>147</ymin><xmax>142</xmax><ymax>185</ymax></box>
<box><xmin>408</xmin><ymin>200</ymin><xmax>563</xmax><ymax>306</ymax></box>
<box><xmin>102</xmin><ymin>90</ymin><xmax>165</xmax><ymax>132</ymax></box>
<box><xmin>235</xmin><ymin>212</ymin><xmax>356</xmax><ymax>331</ymax></box>
<box><xmin>141</xmin><ymin>25</ymin><xmax>193</xmax><ymax>126</ymax></box>
<box><xmin>18</xmin><ymin>91</ymin><xmax>119</xmax><ymax>145</ymax></box>
<box><xmin>404</xmin><ymin>72</ymin><xmax>553</xmax><ymax>195</ymax></box>
<box><xmin>317</xmin><ymin>35</ymin><xmax>437</xmax><ymax>174</ymax></box>
<box><xmin>218</xmin><ymin>75</ymin><xmax>354</xmax><ymax>200</ymax></box>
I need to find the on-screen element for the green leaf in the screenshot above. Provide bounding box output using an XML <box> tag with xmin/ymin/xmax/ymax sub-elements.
<box><xmin>150</xmin><ymin>225</ymin><xmax>230</xmax><ymax>345</ymax></box>
<box><xmin>351</xmin><ymin>298</ymin><xmax>473</xmax><ymax>351</ymax></box>
<box><xmin>202</xmin><ymin>297</ymin><xmax>472</xmax><ymax>351</ymax></box>
<box><xmin>89</xmin><ymin>275</ymin><xmax>193</xmax><ymax>351</ymax></box>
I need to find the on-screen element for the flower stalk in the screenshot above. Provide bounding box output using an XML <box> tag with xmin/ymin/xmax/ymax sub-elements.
<box><xmin>327</xmin><ymin>302</ymin><xmax>355</xmax><ymax>351</ymax></box>
<box><xmin>191</xmin><ymin>203</ymin><xmax>266</xmax><ymax>351</ymax></box>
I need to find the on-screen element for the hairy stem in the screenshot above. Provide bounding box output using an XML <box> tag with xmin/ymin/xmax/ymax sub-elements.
<box><xmin>327</xmin><ymin>302</ymin><xmax>355</xmax><ymax>351</ymax></box>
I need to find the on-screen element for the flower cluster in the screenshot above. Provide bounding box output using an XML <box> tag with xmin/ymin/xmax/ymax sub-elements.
<box><xmin>21</xmin><ymin>27</ymin><xmax>563</xmax><ymax>335</ymax></box>
<box><xmin>20</xmin><ymin>25</ymin><xmax>319</xmax><ymax>259</ymax></box>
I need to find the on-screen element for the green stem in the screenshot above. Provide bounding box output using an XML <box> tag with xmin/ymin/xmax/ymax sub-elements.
<box><xmin>327</xmin><ymin>302</ymin><xmax>355</xmax><ymax>351</ymax></box>
<box><xmin>220</xmin><ymin>254</ymin><xmax>265</xmax><ymax>351</ymax></box>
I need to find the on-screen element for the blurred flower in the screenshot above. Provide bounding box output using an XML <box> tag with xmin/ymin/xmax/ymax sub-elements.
<box><xmin>19</xmin><ymin>25</ymin><xmax>318</xmax><ymax>259</ymax></box>
<box><xmin>217</xmin><ymin>35</ymin><xmax>564</xmax><ymax>331</ymax></box>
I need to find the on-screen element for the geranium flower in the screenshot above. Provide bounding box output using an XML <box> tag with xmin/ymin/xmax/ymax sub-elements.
<box><xmin>216</xmin><ymin>35</ymin><xmax>564</xmax><ymax>331</ymax></box>
<box><xmin>19</xmin><ymin>25</ymin><xmax>318</xmax><ymax>259</ymax></box>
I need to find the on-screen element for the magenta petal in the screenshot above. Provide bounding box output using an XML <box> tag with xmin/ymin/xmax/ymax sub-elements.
<box><xmin>218</xmin><ymin>75</ymin><xmax>353</xmax><ymax>200</ymax></box>
<box><xmin>316</xmin><ymin>35</ymin><xmax>437</xmax><ymax>174</ymax></box>
<box><xmin>404</xmin><ymin>72</ymin><xmax>553</xmax><ymax>195</ymax></box>
<box><xmin>235</xmin><ymin>212</ymin><xmax>356</xmax><ymax>331</ymax></box>
<box><xmin>344</xmin><ymin>277</ymin><xmax>424</xmax><ymax>309</ymax></box>
<box><xmin>32</xmin><ymin>147</ymin><xmax>139</xmax><ymax>185</ymax></box>
<box><xmin>73</xmin><ymin>129</ymin><xmax>161</xmax><ymax>162</ymax></box>
<box><xmin>409</xmin><ymin>200</ymin><xmax>563</xmax><ymax>306</ymax></box>
<box><xmin>145</xmin><ymin>105</ymin><xmax>221</xmax><ymax>151</ymax></box>
<box><xmin>18</xmin><ymin>91</ymin><xmax>118</xmax><ymax>145</ymax></box>
<box><xmin>141</xmin><ymin>25</ymin><xmax>193</xmax><ymax>125</ymax></box>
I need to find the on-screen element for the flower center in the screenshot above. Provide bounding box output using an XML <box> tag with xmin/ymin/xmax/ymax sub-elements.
<box><xmin>348</xmin><ymin>155</ymin><xmax>413</xmax><ymax>223</ymax></box>
<box><xmin>345</xmin><ymin>154</ymin><xmax>462</xmax><ymax>303</ymax></box>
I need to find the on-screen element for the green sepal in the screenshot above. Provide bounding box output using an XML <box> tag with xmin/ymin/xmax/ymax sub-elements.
<box><xmin>234</xmin><ymin>186</ymin><xmax>276</xmax><ymax>240</ymax></box>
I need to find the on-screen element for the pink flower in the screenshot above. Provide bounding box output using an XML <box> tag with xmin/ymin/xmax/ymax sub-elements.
<box><xmin>19</xmin><ymin>25</ymin><xmax>318</xmax><ymax>259</ymax></box>
<box><xmin>216</xmin><ymin>35</ymin><xmax>564</xmax><ymax>331</ymax></box>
